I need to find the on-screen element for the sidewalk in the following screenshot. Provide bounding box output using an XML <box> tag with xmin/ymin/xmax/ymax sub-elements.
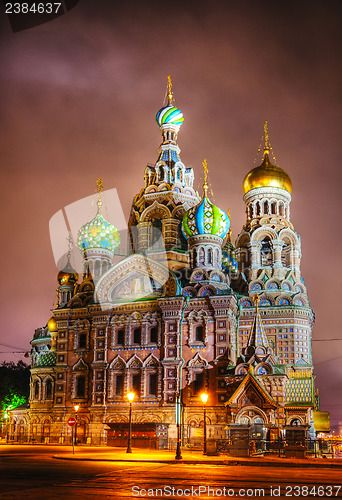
<box><xmin>52</xmin><ymin>446</ymin><xmax>342</xmax><ymax>468</ymax></box>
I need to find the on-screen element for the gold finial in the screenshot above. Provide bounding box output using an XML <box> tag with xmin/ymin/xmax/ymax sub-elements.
<box><xmin>264</xmin><ymin>120</ymin><xmax>269</xmax><ymax>154</ymax></box>
<box><xmin>226</xmin><ymin>209</ymin><xmax>231</xmax><ymax>241</ymax></box>
<box><xmin>167</xmin><ymin>75</ymin><xmax>173</xmax><ymax>105</ymax></box>
<box><xmin>202</xmin><ymin>158</ymin><xmax>209</xmax><ymax>198</ymax></box>
<box><xmin>96</xmin><ymin>177</ymin><xmax>104</xmax><ymax>211</ymax></box>
<box><xmin>253</xmin><ymin>293</ymin><xmax>260</xmax><ymax>313</ymax></box>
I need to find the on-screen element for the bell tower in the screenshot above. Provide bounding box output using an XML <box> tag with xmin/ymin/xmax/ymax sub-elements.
<box><xmin>236</xmin><ymin>122</ymin><xmax>302</xmax><ymax>283</ymax></box>
<box><xmin>128</xmin><ymin>77</ymin><xmax>199</xmax><ymax>270</ymax></box>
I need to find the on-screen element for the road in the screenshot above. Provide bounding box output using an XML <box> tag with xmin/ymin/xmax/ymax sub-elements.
<box><xmin>0</xmin><ymin>446</ymin><xmax>341</xmax><ymax>499</ymax></box>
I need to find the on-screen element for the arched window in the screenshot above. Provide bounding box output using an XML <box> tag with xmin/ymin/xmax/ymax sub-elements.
<box><xmin>46</xmin><ymin>379</ymin><xmax>53</xmax><ymax>399</ymax></box>
<box><xmin>159</xmin><ymin>166</ymin><xmax>164</xmax><ymax>181</ymax></box>
<box><xmin>195</xmin><ymin>325</ymin><xmax>204</xmax><ymax>342</ymax></box>
<box><xmin>132</xmin><ymin>373</ymin><xmax>141</xmax><ymax>396</ymax></box>
<box><xmin>208</xmin><ymin>248</ymin><xmax>213</xmax><ymax>265</ymax></box>
<box><xmin>115</xmin><ymin>374</ymin><xmax>124</xmax><ymax>396</ymax></box>
<box><xmin>76</xmin><ymin>376</ymin><xmax>86</xmax><ymax>398</ymax></box>
<box><xmin>271</xmin><ymin>202</ymin><xmax>276</xmax><ymax>214</ymax></box>
<box><xmin>133</xmin><ymin>328</ymin><xmax>141</xmax><ymax>344</ymax></box>
<box><xmin>151</xmin><ymin>218</ymin><xmax>163</xmax><ymax>249</ymax></box>
<box><xmin>148</xmin><ymin>373</ymin><xmax>158</xmax><ymax>396</ymax></box>
<box><xmin>79</xmin><ymin>333</ymin><xmax>87</xmax><ymax>349</ymax></box>
<box><xmin>192</xmin><ymin>372</ymin><xmax>204</xmax><ymax>395</ymax></box>
<box><xmin>263</xmin><ymin>201</ymin><xmax>268</xmax><ymax>214</ymax></box>
<box><xmin>279</xmin><ymin>202</ymin><xmax>284</xmax><ymax>216</ymax></box>
<box><xmin>34</xmin><ymin>380</ymin><xmax>40</xmax><ymax>399</ymax></box>
<box><xmin>149</xmin><ymin>327</ymin><xmax>158</xmax><ymax>343</ymax></box>
<box><xmin>256</xmin><ymin>202</ymin><xmax>261</xmax><ymax>216</ymax></box>
<box><xmin>117</xmin><ymin>329</ymin><xmax>125</xmax><ymax>345</ymax></box>
<box><xmin>261</xmin><ymin>238</ymin><xmax>273</xmax><ymax>266</ymax></box>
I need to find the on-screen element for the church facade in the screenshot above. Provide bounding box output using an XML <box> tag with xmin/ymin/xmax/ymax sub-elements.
<box><xmin>10</xmin><ymin>80</ymin><xmax>319</xmax><ymax>448</ymax></box>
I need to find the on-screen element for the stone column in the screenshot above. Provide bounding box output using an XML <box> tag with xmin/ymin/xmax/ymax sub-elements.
<box><xmin>137</xmin><ymin>222</ymin><xmax>151</xmax><ymax>252</ymax></box>
<box><xmin>250</xmin><ymin>241</ymin><xmax>261</xmax><ymax>269</ymax></box>
<box><xmin>162</xmin><ymin>218</ymin><xmax>179</xmax><ymax>250</ymax></box>
<box><xmin>273</xmin><ymin>240</ymin><xmax>283</xmax><ymax>268</ymax></box>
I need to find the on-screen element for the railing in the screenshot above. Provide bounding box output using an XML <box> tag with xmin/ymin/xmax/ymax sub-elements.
<box><xmin>216</xmin><ymin>439</ymin><xmax>336</xmax><ymax>458</ymax></box>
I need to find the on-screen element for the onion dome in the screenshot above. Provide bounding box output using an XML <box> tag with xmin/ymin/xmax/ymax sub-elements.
<box><xmin>156</xmin><ymin>75</ymin><xmax>184</xmax><ymax>128</ymax></box>
<box><xmin>243</xmin><ymin>153</ymin><xmax>292</xmax><ymax>195</ymax></box>
<box><xmin>243</xmin><ymin>122</ymin><xmax>292</xmax><ymax>195</ymax></box>
<box><xmin>156</xmin><ymin>105</ymin><xmax>184</xmax><ymax>127</ymax></box>
<box><xmin>182</xmin><ymin>159</ymin><xmax>230</xmax><ymax>239</ymax></box>
<box><xmin>57</xmin><ymin>255</ymin><xmax>79</xmax><ymax>285</ymax></box>
<box><xmin>76</xmin><ymin>213</ymin><xmax>120</xmax><ymax>253</ymax></box>
<box><xmin>47</xmin><ymin>317</ymin><xmax>57</xmax><ymax>333</ymax></box>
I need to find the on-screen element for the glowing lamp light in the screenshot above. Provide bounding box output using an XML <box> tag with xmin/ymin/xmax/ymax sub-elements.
<box><xmin>200</xmin><ymin>393</ymin><xmax>208</xmax><ymax>404</ymax></box>
<box><xmin>127</xmin><ymin>392</ymin><xmax>135</xmax><ymax>402</ymax></box>
<box><xmin>74</xmin><ymin>405</ymin><xmax>80</xmax><ymax>412</ymax></box>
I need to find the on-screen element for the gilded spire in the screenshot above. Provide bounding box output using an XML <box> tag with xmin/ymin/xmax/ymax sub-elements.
<box><xmin>167</xmin><ymin>75</ymin><xmax>173</xmax><ymax>105</ymax></box>
<box><xmin>247</xmin><ymin>293</ymin><xmax>269</xmax><ymax>348</ymax></box>
<box><xmin>253</xmin><ymin>293</ymin><xmax>260</xmax><ymax>313</ymax></box>
<box><xmin>202</xmin><ymin>158</ymin><xmax>209</xmax><ymax>198</ymax></box>
<box><xmin>66</xmin><ymin>232</ymin><xmax>73</xmax><ymax>260</ymax></box>
<box><xmin>264</xmin><ymin>120</ymin><xmax>270</xmax><ymax>155</ymax></box>
<box><xmin>96</xmin><ymin>177</ymin><xmax>104</xmax><ymax>212</ymax></box>
<box><xmin>227</xmin><ymin>209</ymin><xmax>231</xmax><ymax>241</ymax></box>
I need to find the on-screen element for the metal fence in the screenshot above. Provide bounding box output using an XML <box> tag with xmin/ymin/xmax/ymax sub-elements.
<box><xmin>216</xmin><ymin>438</ymin><xmax>335</xmax><ymax>458</ymax></box>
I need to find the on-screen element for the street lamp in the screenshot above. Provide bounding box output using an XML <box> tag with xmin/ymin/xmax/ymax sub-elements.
<box><xmin>175</xmin><ymin>393</ymin><xmax>182</xmax><ymax>460</ymax></box>
<box><xmin>201</xmin><ymin>393</ymin><xmax>208</xmax><ymax>455</ymax></box>
<box><xmin>74</xmin><ymin>405</ymin><xmax>79</xmax><ymax>445</ymax></box>
<box><xmin>126</xmin><ymin>392</ymin><xmax>135</xmax><ymax>454</ymax></box>
<box><xmin>4</xmin><ymin>412</ymin><xmax>9</xmax><ymax>443</ymax></box>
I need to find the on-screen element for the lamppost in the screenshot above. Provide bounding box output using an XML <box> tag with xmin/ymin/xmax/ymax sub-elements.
<box><xmin>175</xmin><ymin>393</ymin><xmax>182</xmax><ymax>460</ymax></box>
<box><xmin>201</xmin><ymin>393</ymin><xmax>208</xmax><ymax>455</ymax></box>
<box><xmin>4</xmin><ymin>412</ymin><xmax>9</xmax><ymax>443</ymax></box>
<box><xmin>74</xmin><ymin>405</ymin><xmax>79</xmax><ymax>445</ymax></box>
<box><xmin>126</xmin><ymin>392</ymin><xmax>135</xmax><ymax>454</ymax></box>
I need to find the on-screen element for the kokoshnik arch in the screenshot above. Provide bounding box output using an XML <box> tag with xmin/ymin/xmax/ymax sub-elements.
<box><xmin>9</xmin><ymin>78</ymin><xmax>323</xmax><ymax>449</ymax></box>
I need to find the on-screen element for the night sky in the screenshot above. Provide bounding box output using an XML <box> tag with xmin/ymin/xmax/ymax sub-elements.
<box><xmin>0</xmin><ymin>0</ymin><xmax>341</xmax><ymax>428</ymax></box>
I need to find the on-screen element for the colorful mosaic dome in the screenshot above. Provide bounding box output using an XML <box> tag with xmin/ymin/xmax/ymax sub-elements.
<box><xmin>37</xmin><ymin>350</ymin><xmax>57</xmax><ymax>367</ymax></box>
<box><xmin>156</xmin><ymin>105</ymin><xmax>184</xmax><ymax>128</ymax></box>
<box><xmin>182</xmin><ymin>197</ymin><xmax>230</xmax><ymax>240</ymax></box>
<box><xmin>76</xmin><ymin>213</ymin><xmax>120</xmax><ymax>254</ymax></box>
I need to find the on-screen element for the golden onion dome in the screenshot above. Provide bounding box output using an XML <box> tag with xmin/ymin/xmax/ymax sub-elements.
<box><xmin>243</xmin><ymin>151</ymin><xmax>292</xmax><ymax>195</ymax></box>
<box><xmin>47</xmin><ymin>317</ymin><xmax>58</xmax><ymax>333</ymax></box>
<box><xmin>57</xmin><ymin>257</ymin><xmax>79</xmax><ymax>285</ymax></box>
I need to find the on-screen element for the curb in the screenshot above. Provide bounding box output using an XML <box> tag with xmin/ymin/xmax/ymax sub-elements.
<box><xmin>52</xmin><ymin>456</ymin><xmax>342</xmax><ymax>469</ymax></box>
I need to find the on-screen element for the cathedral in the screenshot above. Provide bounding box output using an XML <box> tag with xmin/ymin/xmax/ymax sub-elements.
<box><xmin>10</xmin><ymin>79</ymin><xmax>321</xmax><ymax>450</ymax></box>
